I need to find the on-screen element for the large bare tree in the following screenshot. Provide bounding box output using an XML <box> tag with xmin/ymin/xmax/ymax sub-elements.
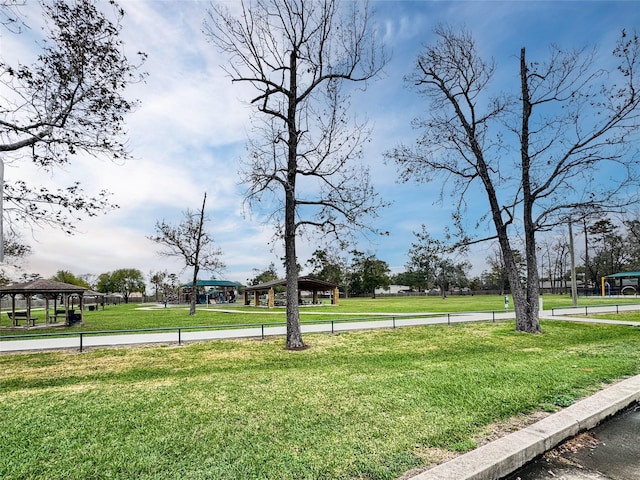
<box><xmin>148</xmin><ymin>193</ymin><xmax>225</xmax><ymax>316</ymax></box>
<box><xmin>0</xmin><ymin>0</ymin><xmax>145</xmax><ymax>261</ymax></box>
<box><xmin>389</xmin><ymin>26</ymin><xmax>640</xmax><ymax>333</ymax></box>
<box><xmin>205</xmin><ymin>0</ymin><xmax>387</xmax><ymax>348</ymax></box>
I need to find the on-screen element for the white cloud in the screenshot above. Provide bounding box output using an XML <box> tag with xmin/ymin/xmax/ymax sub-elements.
<box><xmin>5</xmin><ymin>0</ymin><xmax>640</xmax><ymax>287</ymax></box>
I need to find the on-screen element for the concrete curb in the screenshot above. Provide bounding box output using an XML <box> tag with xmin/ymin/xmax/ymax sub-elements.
<box><xmin>409</xmin><ymin>374</ymin><xmax>640</xmax><ymax>480</ymax></box>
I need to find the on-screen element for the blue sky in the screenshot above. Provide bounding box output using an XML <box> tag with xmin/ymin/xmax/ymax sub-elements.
<box><xmin>5</xmin><ymin>0</ymin><xmax>640</xmax><ymax>286</ymax></box>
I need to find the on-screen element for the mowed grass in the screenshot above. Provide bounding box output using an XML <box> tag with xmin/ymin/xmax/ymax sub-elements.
<box><xmin>1</xmin><ymin>317</ymin><xmax>640</xmax><ymax>479</ymax></box>
<box><xmin>2</xmin><ymin>294</ymin><xmax>639</xmax><ymax>334</ymax></box>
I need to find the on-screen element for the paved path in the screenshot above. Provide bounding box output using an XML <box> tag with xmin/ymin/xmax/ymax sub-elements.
<box><xmin>0</xmin><ymin>312</ymin><xmax>513</xmax><ymax>353</ymax></box>
<box><xmin>0</xmin><ymin>310</ymin><xmax>515</xmax><ymax>353</ymax></box>
<box><xmin>2</xmin><ymin>307</ymin><xmax>640</xmax><ymax>354</ymax></box>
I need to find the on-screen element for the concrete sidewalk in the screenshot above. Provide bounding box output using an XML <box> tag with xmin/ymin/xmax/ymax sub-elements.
<box><xmin>0</xmin><ymin>310</ymin><xmax>515</xmax><ymax>353</ymax></box>
<box><xmin>3</xmin><ymin>309</ymin><xmax>638</xmax><ymax>354</ymax></box>
<box><xmin>408</xmin><ymin>374</ymin><xmax>640</xmax><ymax>480</ymax></box>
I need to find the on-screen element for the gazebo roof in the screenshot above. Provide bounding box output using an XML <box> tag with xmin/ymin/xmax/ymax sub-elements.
<box><xmin>0</xmin><ymin>278</ymin><xmax>87</xmax><ymax>295</ymax></box>
<box><xmin>244</xmin><ymin>276</ymin><xmax>338</xmax><ymax>292</ymax></box>
<box><xmin>84</xmin><ymin>290</ymin><xmax>106</xmax><ymax>297</ymax></box>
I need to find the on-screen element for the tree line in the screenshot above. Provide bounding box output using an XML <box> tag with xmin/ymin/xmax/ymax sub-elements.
<box><xmin>9</xmin><ymin>210</ymin><xmax>640</xmax><ymax>312</ymax></box>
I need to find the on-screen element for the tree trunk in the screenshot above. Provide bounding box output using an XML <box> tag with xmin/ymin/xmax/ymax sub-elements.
<box><xmin>284</xmin><ymin>199</ymin><xmax>303</xmax><ymax>348</ymax></box>
<box><xmin>516</xmin><ymin>47</ymin><xmax>541</xmax><ymax>333</ymax></box>
<box><xmin>284</xmin><ymin>48</ymin><xmax>304</xmax><ymax>350</ymax></box>
<box><xmin>189</xmin><ymin>193</ymin><xmax>207</xmax><ymax>316</ymax></box>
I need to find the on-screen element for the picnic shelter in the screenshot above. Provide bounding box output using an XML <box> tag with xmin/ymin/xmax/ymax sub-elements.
<box><xmin>0</xmin><ymin>279</ymin><xmax>90</xmax><ymax>327</ymax></box>
<box><xmin>243</xmin><ymin>276</ymin><xmax>339</xmax><ymax>308</ymax></box>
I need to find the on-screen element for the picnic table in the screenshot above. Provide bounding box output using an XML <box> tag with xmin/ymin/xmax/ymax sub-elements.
<box><xmin>6</xmin><ymin>311</ymin><xmax>38</xmax><ymax>327</ymax></box>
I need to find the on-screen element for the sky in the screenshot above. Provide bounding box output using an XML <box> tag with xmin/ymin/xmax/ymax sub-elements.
<box><xmin>3</xmin><ymin>0</ymin><xmax>640</xmax><ymax>287</ymax></box>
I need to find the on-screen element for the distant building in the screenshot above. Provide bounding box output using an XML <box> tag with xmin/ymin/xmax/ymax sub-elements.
<box><xmin>375</xmin><ymin>285</ymin><xmax>412</xmax><ymax>295</ymax></box>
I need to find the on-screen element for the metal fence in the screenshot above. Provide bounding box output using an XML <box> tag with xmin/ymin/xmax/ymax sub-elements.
<box><xmin>0</xmin><ymin>310</ymin><xmax>515</xmax><ymax>353</ymax></box>
<box><xmin>3</xmin><ymin>303</ymin><xmax>639</xmax><ymax>354</ymax></box>
<box><xmin>550</xmin><ymin>303</ymin><xmax>640</xmax><ymax>316</ymax></box>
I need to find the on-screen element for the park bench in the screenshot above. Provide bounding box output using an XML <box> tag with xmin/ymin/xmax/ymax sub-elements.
<box><xmin>6</xmin><ymin>311</ymin><xmax>38</xmax><ymax>326</ymax></box>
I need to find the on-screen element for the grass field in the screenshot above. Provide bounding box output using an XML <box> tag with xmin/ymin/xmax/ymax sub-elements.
<box><xmin>2</xmin><ymin>294</ymin><xmax>639</xmax><ymax>334</ymax></box>
<box><xmin>1</xmin><ymin>296</ymin><xmax>640</xmax><ymax>479</ymax></box>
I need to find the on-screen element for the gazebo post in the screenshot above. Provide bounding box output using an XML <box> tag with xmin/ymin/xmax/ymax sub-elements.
<box><xmin>11</xmin><ymin>294</ymin><xmax>16</xmax><ymax>327</ymax></box>
<box><xmin>268</xmin><ymin>288</ymin><xmax>275</xmax><ymax>308</ymax></box>
<box><xmin>64</xmin><ymin>293</ymin><xmax>70</xmax><ymax>326</ymax></box>
<box><xmin>79</xmin><ymin>293</ymin><xmax>84</xmax><ymax>323</ymax></box>
<box><xmin>313</xmin><ymin>289</ymin><xmax>318</xmax><ymax>305</ymax></box>
<box><xmin>26</xmin><ymin>295</ymin><xmax>33</xmax><ymax>327</ymax></box>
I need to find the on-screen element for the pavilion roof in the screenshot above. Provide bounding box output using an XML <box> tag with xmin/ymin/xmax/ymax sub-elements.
<box><xmin>244</xmin><ymin>276</ymin><xmax>338</xmax><ymax>292</ymax></box>
<box><xmin>0</xmin><ymin>278</ymin><xmax>87</xmax><ymax>295</ymax></box>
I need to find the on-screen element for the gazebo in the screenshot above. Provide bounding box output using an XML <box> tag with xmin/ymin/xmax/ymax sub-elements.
<box><xmin>243</xmin><ymin>276</ymin><xmax>339</xmax><ymax>308</ymax></box>
<box><xmin>0</xmin><ymin>279</ymin><xmax>88</xmax><ymax>327</ymax></box>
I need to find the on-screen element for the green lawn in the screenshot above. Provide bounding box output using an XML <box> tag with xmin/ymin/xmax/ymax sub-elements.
<box><xmin>2</xmin><ymin>294</ymin><xmax>639</xmax><ymax>334</ymax></box>
<box><xmin>1</xmin><ymin>316</ymin><xmax>640</xmax><ymax>479</ymax></box>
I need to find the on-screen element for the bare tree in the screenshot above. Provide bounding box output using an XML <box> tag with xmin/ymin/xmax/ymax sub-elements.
<box><xmin>148</xmin><ymin>193</ymin><xmax>225</xmax><ymax>315</ymax></box>
<box><xmin>389</xmin><ymin>26</ymin><xmax>640</xmax><ymax>333</ymax></box>
<box><xmin>1</xmin><ymin>0</ymin><xmax>25</xmax><ymax>32</ymax></box>
<box><xmin>538</xmin><ymin>234</ymin><xmax>570</xmax><ymax>294</ymax></box>
<box><xmin>0</xmin><ymin>0</ymin><xmax>146</xmax><ymax>261</ymax></box>
<box><xmin>205</xmin><ymin>0</ymin><xmax>387</xmax><ymax>348</ymax></box>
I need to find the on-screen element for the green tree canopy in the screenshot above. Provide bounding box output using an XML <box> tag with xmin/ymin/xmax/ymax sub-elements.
<box><xmin>96</xmin><ymin>268</ymin><xmax>145</xmax><ymax>303</ymax></box>
<box><xmin>50</xmin><ymin>270</ymin><xmax>91</xmax><ymax>289</ymax></box>
<box><xmin>348</xmin><ymin>251</ymin><xmax>390</xmax><ymax>298</ymax></box>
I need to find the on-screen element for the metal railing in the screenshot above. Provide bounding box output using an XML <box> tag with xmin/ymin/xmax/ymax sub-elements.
<box><xmin>550</xmin><ymin>303</ymin><xmax>640</xmax><ymax>316</ymax></box>
<box><xmin>0</xmin><ymin>310</ymin><xmax>513</xmax><ymax>353</ymax></box>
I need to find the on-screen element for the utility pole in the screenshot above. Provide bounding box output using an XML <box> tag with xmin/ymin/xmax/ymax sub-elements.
<box><xmin>568</xmin><ymin>219</ymin><xmax>578</xmax><ymax>307</ymax></box>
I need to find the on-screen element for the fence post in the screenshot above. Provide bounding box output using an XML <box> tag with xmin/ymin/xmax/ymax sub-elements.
<box><xmin>261</xmin><ymin>324</ymin><xmax>265</xmax><ymax>340</ymax></box>
<box><xmin>79</xmin><ymin>332</ymin><xmax>83</xmax><ymax>353</ymax></box>
<box><xmin>178</xmin><ymin>328</ymin><xmax>181</xmax><ymax>345</ymax></box>
<box><xmin>447</xmin><ymin>313</ymin><xmax>451</xmax><ymax>325</ymax></box>
<box><xmin>393</xmin><ymin>316</ymin><xmax>396</xmax><ymax>329</ymax></box>
<box><xmin>331</xmin><ymin>320</ymin><xmax>334</xmax><ymax>334</ymax></box>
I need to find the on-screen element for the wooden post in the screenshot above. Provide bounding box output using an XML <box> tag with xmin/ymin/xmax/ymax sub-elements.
<box><xmin>268</xmin><ymin>288</ymin><xmax>274</xmax><ymax>308</ymax></box>
<box><xmin>26</xmin><ymin>295</ymin><xmax>32</xmax><ymax>327</ymax></box>
<box><xmin>10</xmin><ymin>294</ymin><xmax>16</xmax><ymax>326</ymax></box>
<box><xmin>332</xmin><ymin>287</ymin><xmax>340</xmax><ymax>305</ymax></box>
